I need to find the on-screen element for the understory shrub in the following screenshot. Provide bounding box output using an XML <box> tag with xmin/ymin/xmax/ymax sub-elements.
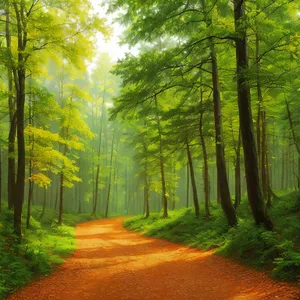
<box><xmin>0</xmin><ymin>206</ymin><xmax>96</xmax><ymax>299</ymax></box>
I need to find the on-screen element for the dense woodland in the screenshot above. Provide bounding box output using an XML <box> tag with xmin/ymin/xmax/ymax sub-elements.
<box><xmin>0</xmin><ymin>0</ymin><xmax>300</xmax><ymax>297</ymax></box>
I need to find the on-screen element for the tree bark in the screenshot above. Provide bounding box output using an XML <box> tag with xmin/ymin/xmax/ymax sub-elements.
<box><xmin>234</xmin><ymin>132</ymin><xmax>242</xmax><ymax>208</ymax></box>
<box><xmin>58</xmin><ymin>143</ymin><xmax>67</xmax><ymax>225</ymax></box>
<box><xmin>58</xmin><ymin>172</ymin><xmax>64</xmax><ymax>225</ymax></box>
<box><xmin>93</xmin><ymin>97</ymin><xmax>105</xmax><ymax>216</ymax></box>
<box><xmin>105</xmin><ymin>131</ymin><xmax>115</xmax><ymax>218</ymax></box>
<box><xmin>199</xmin><ymin>94</ymin><xmax>210</xmax><ymax>218</ymax></box>
<box><xmin>144</xmin><ymin>176</ymin><xmax>150</xmax><ymax>218</ymax></box>
<box><xmin>261</xmin><ymin>110</ymin><xmax>268</xmax><ymax>199</ymax></box>
<box><xmin>40</xmin><ymin>188</ymin><xmax>47</xmax><ymax>219</ymax></box>
<box><xmin>234</xmin><ymin>0</ymin><xmax>273</xmax><ymax>230</ymax></box>
<box><xmin>26</xmin><ymin>90</ymin><xmax>34</xmax><ymax>229</ymax></box>
<box><xmin>6</xmin><ymin>0</ymin><xmax>17</xmax><ymax>211</ymax></box>
<box><xmin>211</xmin><ymin>42</ymin><xmax>237</xmax><ymax>226</ymax></box>
<box><xmin>186</xmin><ymin>163</ymin><xmax>190</xmax><ymax>208</ymax></box>
<box><xmin>281</xmin><ymin>147</ymin><xmax>285</xmax><ymax>190</ymax></box>
<box><xmin>155</xmin><ymin>96</ymin><xmax>168</xmax><ymax>218</ymax></box>
<box><xmin>186</xmin><ymin>141</ymin><xmax>200</xmax><ymax>217</ymax></box>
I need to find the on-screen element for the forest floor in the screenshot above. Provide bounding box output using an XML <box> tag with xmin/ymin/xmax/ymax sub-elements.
<box><xmin>7</xmin><ymin>217</ymin><xmax>300</xmax><ymax>300</ymax></box>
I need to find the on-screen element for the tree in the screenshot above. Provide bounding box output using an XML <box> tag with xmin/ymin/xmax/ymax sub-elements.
<box><xmin>233</xmin><ymin>0</ymin><xmax>273</xmax><ymax>230</ymax></box>
<box><xmin>2</xmin><ymin>0</ymin><xmax>106</xmax><ymax>237</ymax></box>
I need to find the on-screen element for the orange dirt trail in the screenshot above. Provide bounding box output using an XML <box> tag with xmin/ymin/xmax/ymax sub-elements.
<box><xmin>7</xmin><ymin>217</ymin><xmax>300</xmax><ymax>300</ymax></box>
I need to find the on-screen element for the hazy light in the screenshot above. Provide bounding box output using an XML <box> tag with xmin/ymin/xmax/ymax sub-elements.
<box><xmin>90</xmin><ymin>0</ymin><xmax>139</xmax><ymax>62</ymax></box>
<box><xmin>105</xmin><ymin>102</ymin><xmax>114</xmax><ymax>108</ymax></box>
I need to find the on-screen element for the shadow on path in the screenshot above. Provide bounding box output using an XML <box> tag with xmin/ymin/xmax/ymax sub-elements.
<box><xmin>7</xmin><ymin>217</ymin><xmax>300</xmax><ymax>300</ymax></box>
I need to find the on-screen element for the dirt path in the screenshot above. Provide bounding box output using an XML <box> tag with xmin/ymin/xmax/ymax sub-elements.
<box><xmin>7</xmin><ymin>217</ymin><xmax>300</xmax><ymax>300</ymax></box>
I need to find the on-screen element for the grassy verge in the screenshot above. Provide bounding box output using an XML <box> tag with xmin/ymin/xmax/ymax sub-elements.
<box><xmin>0</xmin><ymin>206</ymin><xmax>96</xmax><ymax>299</ymax></box>
<box><xmin>124</xmin><ymin>191</ymin><xmax>300</xmax><ymax>282</ymax></box>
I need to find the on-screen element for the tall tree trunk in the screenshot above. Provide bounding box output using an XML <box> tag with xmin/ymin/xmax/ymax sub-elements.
<box><xmin>124</xmin><ymin>165</ymin><xmax>128</xmax><ymax>215</ymax></box>
<box><xmin>285</xmin><ymin>151</ymin><xmax>289</xmax><ymax>190</ymax></box>
<box><xmin>78</xmin><ymin>183</ymin><xmax>82</xmax><ymax>214</ymax></box>
<box><xmin>261</xmin><ymin>110</ymin><xmax>268</xmax><ymax>199</ymax></box>
<box><xmin>144</xmin><ymin>175</ymin><xmax>150</xmax><ymax>218</ymax></box>
<box><xmin>186</xmin><ymin>163</ymin><xmax>190</xmax><ymax>208</ymax></box>
<box><xmin>211</xmin><ymin>42</ymin><xmax>237</xmax><ymax>226</ymax></box>
<box><xmin>12</xmin><ymin>0</ymin><xmax>28</xmax><ymax>238</ymax></box>
<box><xmin>256</xmin><ymin>34</ymin><xmax>262</xmax><ymax>172</ymax></box>
<box><xmin>40</xmin><ymin>188</ymin><xmax>47</xmax><ymax>219</ymax></box>
<box><xmin>58</xmin><ymin>172</ymin><xmax>64</xmax><ymax>225</ymax></box>
<box><xmin>262</xmin><ymin>111</ymin><xmax>271</xmax><ymax>207</ymax></box>
<box><xmin>93</xmin><ymin>98</ymin><xmax>105</xmax><ymax>216</ymax></box>
<box><xmin>234</xmin><ymin>0</ymin><xmax>273</xmax><ymax>230</ymax></box>
<box><xmin>155</xmin><ymin>96</ymin><xmax>168</xmax><ymax>218</ymax></box>
<box><xmin>234</xmin><ymin>132</ymin><xmax>242</xmax><ymax>208</ymax></box>
<box><xmin>281</xmin><ymin>147</ymin><xmax>285</xmax><ymax>190</ymax></box>
<box><xmin>6</xmin><ymin>1</ymin><xmax>17</xmax><ymax>211</ymax></box>
<box><xmin>58</xmin><ymin>143</ymin><xmax>67</xmax><ymax>225</ymax></box>
<box><xmin>26</xmin><ymin>164</ymin><xmax>33</xmax><ymax>229</ymax></box>
<box><xmin>26</xmin><ymin>90</ymin><xmax>34</xmax><ymax>229</ymax></box>
<box><xmin>199</xmin><ymin>94</ymin><xmax>210</xmax><ymax>218</ymax></box>
<box><xmin>105</xmin><ymin>131</ymin><xmax>115</xmax><ymax>218</ymax></box>
<box><xmin>8</xmin><ymin>113</ymin><xmax>17</xmax><ymax>210</ymax></box>
<box><xmin>186</xmin><ymin>141</ymin><xmax>200</xmax><ymax>217</ymax></box>
<box><xmin>55</xmin><ymin>181</ymin><xmax>59</xmax><ymax>211</ymax></box>
<box><xmin>14</xmin><ymin>70</ymin><xmax>26</xmax><ymax>237</ymax></box>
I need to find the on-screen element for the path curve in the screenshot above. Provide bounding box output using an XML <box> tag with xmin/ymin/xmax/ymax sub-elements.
<box><xmin>7</xmin><ymin>217</ymin><xmax>300</xmax><ymax>300</ymax></box>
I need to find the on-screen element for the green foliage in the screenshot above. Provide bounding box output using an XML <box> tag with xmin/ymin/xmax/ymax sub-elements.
<box><xmin>0</xmin><ymin>206</ymin><xmax>95</xmax><ymax>299</ymax></box>
<box><xmin>124</xmin><ymin>192</ymin><xmax>300</xmax><ymax>282</ymax></box>
<box><xmin>273</xmin><ymin>241</ymin><xmax>300</xmax><ymax>281</ymax></box>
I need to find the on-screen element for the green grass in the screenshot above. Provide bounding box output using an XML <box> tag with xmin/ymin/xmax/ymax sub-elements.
<box><xmin>0</xmin><ymin>206</ymin><xmax>96</xmax><ymax>299</ymax></box>
<box><xmin>124</xmin><ymin>191</ymin><xmax>300</xmax><ymax>282</ymax></box>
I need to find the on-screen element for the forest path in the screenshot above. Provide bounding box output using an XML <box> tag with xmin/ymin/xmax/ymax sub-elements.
<box><xmin>7</xmin><ymin>217</ymin><xmax>300</xmax><ymax>300</ymax></box>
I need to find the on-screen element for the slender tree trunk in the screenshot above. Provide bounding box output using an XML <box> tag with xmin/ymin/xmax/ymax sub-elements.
<box><xmin>256</xmin><ymin>34</ymin><xmax>262</xmax><ymax>172</ymax></box>
<box><xmin>105</xmin><ymin>131</ymin><xmax>115</xmax><ymax>218</ymax></box>
<box><xmin>93</xmin><ymin>98</ymin><xmax>105</xmax><ymax>216</ymax></box>
<box><xmin>40</xmin><ymin>188</ymin><xmax>47</xmax><ymax>219</ymax></box>
<box><xmin>234</xmin><ymin>132</ymin><xmax>242</xmax><ymax>208</ymax></box>
<box><xmin>281</xmin><ymin>147</ymin><xmax>285</xmax><ymax>190</ymax></box>
<box><xmin>26</xmin><ymin>168</ymin><xmax>33</xmax><ymax>229</ymax></box>
<box><xmin>261</xmin><ymin>110</ymin><xmax>268</xmax><ymax>198</ymax></box>
<box><xmin>211</xmin><ymin>42</ymin><xmax>236</xmax><ymax>226</ymax></box>
<box><xmin>234</xmin><ymin>0</ymin><xmax>272</xmax><ymax>230</ymax></box>
<box><xmin>6</xmin><ymin>1</ymin><xmax>17</xmax><ymax>211</ymax></box>
<box><xmin>186</xmin><ymin>163</ymin><xmax>190</xmax><ymax>208</ymax></box>
<box><xmin>78</xmin><ymin>185</ymin><xmax>82</xmax><ymax>214</ymax></box>
<box><xmin>285</xmin><ymin>151</ymin><xmax>289</xmax><ymax>190</ymax></box>
<box><xmin>199</xmin><ymin>99</ymin><xmax>210</xmax><ymax>218</ymax></box>
<box><xmin>58</xmin><ymin>141</ymin><xmax>68</xmax><ymax>225</ymax></box>
<box><xmin>155</xmin><ymin>96</ymin><xmax>168</xmax><ymax>218</ymax></box>
<box><xmin>124</xmin><ymin>166</ymin><xmax>128</xmax><ymax>215</ymax></box>
<box><xmin>14</xmin><ymin>69</ymin><xmax>26</xmax><ymax>238</ymax></box>
<box><xmin>8</xmin><ymin>113</ymin><xmax>17</xmax><ymax>210</ymax></box>
<box><xmin>186</xmin><ymin>141</ymin><xmax>200</xmax><ymax>217</ymax></box>
<box><xmin>170</xmin><ymin>162</ymin><xmax>176</xmax><ymax>210</ymax></box>
<box><xmin>27</xmin><ymin>91</ymin><xmax>34</xmax><ymax>229</ymax></box>
<box><xmin>58</xmin><ymin>172</ymin><xmax>64</xmax><ymax>225</ymax></box>
<box><xmin>12</xmin><ymin>0</ymin><xmax>28</xmax><ymax>238</ymax></box>
<box><xmin>144</xmin><ymin>175</ymin><xmax>150</xmax><ymax>218</ymax></box>
<box><xmin>55</xmin><ymin>182</ymin><xmax>59</xmax><ymax>211</ymax></box>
